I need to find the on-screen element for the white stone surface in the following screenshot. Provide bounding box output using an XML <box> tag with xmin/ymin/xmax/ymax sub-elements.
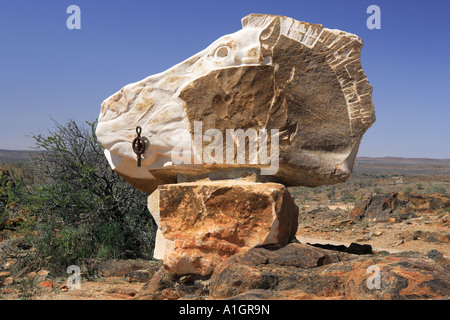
<box><xmin>96</xmin><ymin>14</ymin><xmax>375</xmax><ymax>193</ymax></box>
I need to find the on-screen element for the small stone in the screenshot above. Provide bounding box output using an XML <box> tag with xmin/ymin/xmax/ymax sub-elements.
<box><xmin>161</xmin><ymin>288</ymin><xmax>179</xmax><ymax>300</ymax></box>
<box><xmin>413</xmin><ymin>230</ymin><xmax>423</xmax><ymax>240</ymax></box>
<box><xmin>0</xmin><ymin>272</ymin><xmax>12</xmax><ymax>286</ymax></box>
<box><xmin>3</xmin><ymin>259</ymin><xmax>16</xmax><ymax>270</ymax></box>
<box><xmin>59</xmin><ymin>284</ymin><xmax>69</xmax><ymax>292</ymax></box>
<box><xmin>427</xmin><ymin>250</ymin><xmax>444</xmax><ymax>261</ymax></box>
<box><xmin>39</xmin><ymin>281</ymin><xmax>57</xmax><ymax>289</ymax></box>
<box><xmin>128</xmin><ymin>270</ymin><xmax>153</xmax><ymax>283</ymax></box>
<box><xmin>4</xmin><ymin>277</ymin><xmax>14</xmax><ymax>286</ymax></box>
<box><xmin>38</xmin><ymin>269</ymin><xmax>50</xmax><ymax>277</ymax></box>
<box><xmin>180</xmin><ymin>275</ymin><xmax>194</xmax><ymax>283</ymax></box>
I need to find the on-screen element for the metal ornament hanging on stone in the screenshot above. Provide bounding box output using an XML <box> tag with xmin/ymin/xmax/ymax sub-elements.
<box><xmin>132</xmin><ymin>126</ymin><xmax>146</xmax><ymax>167</ymax></box>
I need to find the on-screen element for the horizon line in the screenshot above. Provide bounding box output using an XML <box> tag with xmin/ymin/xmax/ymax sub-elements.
<box><xmin>1</xmin><ymin>148</ymin><xmax>449</xmax><ymax>161</ymax></box>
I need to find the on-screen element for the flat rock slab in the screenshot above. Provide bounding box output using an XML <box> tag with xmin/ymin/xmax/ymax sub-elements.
<box><xmin>149</xmin><ymin>180</ymin><xmax>299</xmax><ymax>276</ymax></box>
<box><xmin>210</xmin><ymin>243</ymin><xmax>450</xmax><ymax>300</ymax></box>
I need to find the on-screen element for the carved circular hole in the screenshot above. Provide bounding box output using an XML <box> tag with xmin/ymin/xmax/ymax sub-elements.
<box><xmin>214</xmin><ymin>46</ymin><xmax>230</xmax><ymax>60</ymax></box>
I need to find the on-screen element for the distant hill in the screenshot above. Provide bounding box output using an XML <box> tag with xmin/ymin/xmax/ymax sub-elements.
<box><xmin>0</xmin><ymin>149</ymin><xmax>37</xmax><ymax>164</ymax></box>
<box><xmin>354</xmin><ymin>156</ymin><xmax>450</xmax><ymax>175</ymax></box>
<box><xmin>1</xmin><ymin>149</ymin><xmax>450</xmax><ymax>167</ymax></box>
<box><xmin>356</xmin><ymin>157</ymin><xmax>450</xmax><ymax>165</ymax></box>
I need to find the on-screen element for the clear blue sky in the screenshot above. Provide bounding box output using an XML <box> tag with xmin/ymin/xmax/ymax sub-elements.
<box><xmin>0</xmin><ymin>0</ymin><xmax>449</xmax><ymax>158</ymax></box>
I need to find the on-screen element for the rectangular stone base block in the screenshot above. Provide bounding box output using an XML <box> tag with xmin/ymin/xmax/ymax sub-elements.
<box><xmin>148</xmin><ymin>180</ymin><xmax>298</xmax><ymax>276</ymax></box>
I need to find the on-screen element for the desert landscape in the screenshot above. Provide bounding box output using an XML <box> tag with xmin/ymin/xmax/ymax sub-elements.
<box><xmin>1</xmin><ymin>153</ymin><xmax>448</xmax><ymax>300</ymax></box>
<box><xmin>0</xmin><ymin>4</ymin><xmax>448</xmax><ymax>306</ymax></box>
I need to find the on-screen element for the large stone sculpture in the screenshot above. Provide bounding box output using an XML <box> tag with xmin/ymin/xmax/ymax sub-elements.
<box><xmin>96</xmin><ymin>14</ymin><xmax>375</xmax><ymax>275</ymax></box>
<box><xmin>96</xmin><ymin>13</ymin><xmax>375</xmax><ymax>193</ymax></box>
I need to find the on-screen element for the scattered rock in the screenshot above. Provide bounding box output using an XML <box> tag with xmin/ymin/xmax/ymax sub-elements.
<box><xmin>127</xmin><ymin>270</ymin><xmax>154</xmax><ymax>283</ymax></box>
<box><xmin>397</xmin><ymin>212</ymin><xmax>418</xmax><ymax>220</ymax></box>
<box><xmin>0</xmin><ymin>271</ymin><xmax>11</xmax><ymax>284</ymax></box>
<box><xmin>349</xmin><ymin>192</ymin><xmax>450</xmax><ymax>229</ymax></box>
<box><xmin>179</xmin><ymin>275</ymin><xmax>193</xmax><ymax>283</ymax></box>
<box><xmin>137</xmin><ymin>268</ymin><xmax>177</xmax><ymax>299</ymax></box>
<box><xmin>39</xmin><ymin>281</ymin><xmax>57</xmax><ymax>289</ymax></box>
<box><xmin>228</xmin><ymin>289</ymin><xmax>284</xmax><ymax>300</ymax></box>
<box><xmin>408</xmin><ymin>193</ymin><xmax>450</xmax><ymax>213</ymax></box>
<box><xmin>59</xmin><ymin>284</ymin><xmax>69</xmax><ymax>292</ymax></box>
<box><xmin>161</xmin><ymin>288</ymin><xmax>179</xmax><ymax>300</ymax></box>
<box><xmin>401</xmin><ymin>230</ymin><xmax>450</xmax><ymax>243</ymax></box>
<box><xmin>3</xmin><ymin>259</ymin><xmax>16</xmax><ymax>270</ymax></box>
<box><xmin>3</xmin><ymin>277</ymin><xmax>13</xmax><ymax>286</ymax></box>
<box><xmin>95</xmin><ymin>259</ymin><xmax>161</xmax><ymax>278</ymax></box>
<box><xmin>426</xmin><ymin>250</ymin><xmax>450</xmax><ymax>272</ymax></box>
<box><xmin>105</xmin><ymin>287</ymin><xmax>137</xmax><ymax>298</ymax></box>
<box><xmin>350</xmin><ymin>193</ymin><xmax>399</xmax><ymax>222</ymax></box>
<box><xmin>135</xmin><ymin>267</ymin><xmax>211</xmax><ymax>300</ymax></box>
<box><xmin>389</xmin><ymin>217</ymin><xmax>399</xmax><ymax>224</ymax></box>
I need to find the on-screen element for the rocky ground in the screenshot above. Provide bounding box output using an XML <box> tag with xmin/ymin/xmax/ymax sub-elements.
<box><xmin>0</xmin><ymin>191</ymin><xmax>448</xmax><ymax>300</ymax></box>
<box><xmin>296</xmin><ymin>191</ymin><xmax>450</xmax><ymax>258</ymax></box>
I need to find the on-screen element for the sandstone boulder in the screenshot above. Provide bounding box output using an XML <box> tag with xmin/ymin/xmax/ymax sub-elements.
<box><xmin>149</xmin><ymin>180</ymin><xmax>298</xmax><ymax>276</ymax></box>
<box><xmin>96</xmin><ymin>13</ymin><xmax>375</xmax><ymax>194</ymax></box>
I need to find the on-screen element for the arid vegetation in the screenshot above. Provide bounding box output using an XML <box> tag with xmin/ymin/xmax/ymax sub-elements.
<box><xmin>0</xmin><ymin>120</ymin><xmax>157</xmax><ymax>280</ymax></box>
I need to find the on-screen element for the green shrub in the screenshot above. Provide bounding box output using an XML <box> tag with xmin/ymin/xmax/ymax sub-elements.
<box><xmin>373</xmin><ymin>187</ymin><xmax>382</xmax><ymax>194</ymax></box>
<box><xmin>341</xmin><ymin>193</ymin><xmax>356</xmax><ymax>203</ymax></box>
<box><xmin>426</xmin><ymin>185</ymin><xmax>447</xmax><ymax>195</ymax></box>
<box><xmin>0</xmin><ymin>166</ymin><xmax>29</xmax><ymax>230</ymax></box>
<box><xmin>18</xmin><ymin>119</ymin><xmax>157</xmax><ymax>274</ymax></box>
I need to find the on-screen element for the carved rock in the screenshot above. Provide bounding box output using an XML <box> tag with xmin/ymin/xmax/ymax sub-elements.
<box><xmin>96</xmin><ymin>13</ymin><xmax>375</xmax><ymax>193</ymax></box>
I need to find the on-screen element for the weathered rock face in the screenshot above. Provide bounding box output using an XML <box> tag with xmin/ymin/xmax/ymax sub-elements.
<box><xmin>209</xmin><ymin>244</ymin><xmax>450</xmax><ymax>300</ymax></box>
<box><xmin>148</xmin><ymin>181</ymin><xmax>298</xmax><ymax>276</ymax></box>
<box><xmin>133</xmin><ymin>244</ymin><xmax>450</xmax><ymax>300</ymax></box>
<box><xmin>96</xmin><ymin>13</ymin><xmax>375</xmax><ymax>193</ymax></box>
